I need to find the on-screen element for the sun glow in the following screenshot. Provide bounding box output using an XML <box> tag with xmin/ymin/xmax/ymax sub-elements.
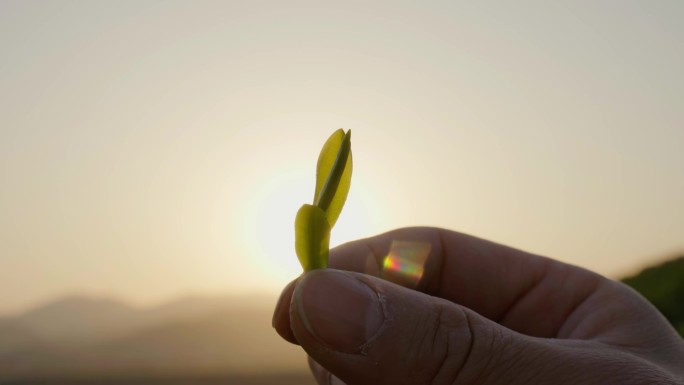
<box><xmin>242</xmin><ymin>167</ymin><xmax>386</xmax><ymax>285</ymax></box>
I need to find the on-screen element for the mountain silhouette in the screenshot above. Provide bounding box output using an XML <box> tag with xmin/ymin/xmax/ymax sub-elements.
<box><xmin>3</xmin><ymin>254</ymin><xmax>682</xmax><ymax>382</ymax></box>
<box><xmin>6</xmin><ymin>296</ymin><xmax>140</xmax><ymax>346</ymax></box>
<box><xmin>0</xmin><ymin>294</ymin><xmax>307</xmax><ymax>381</ymax></box>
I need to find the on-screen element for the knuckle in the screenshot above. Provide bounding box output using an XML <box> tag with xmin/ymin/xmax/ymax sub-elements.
<box><xmin>400</xmin><ymin>301</ymin><xmax>523</xmax><ymax>385</ymax></box>
<box><xmin>413</xmin><ymin>302</ymin><xmax>479</xmax><ymax>385</ymax></box>
<box><xmin>428</xmin><ymin>306</ymin><xmax>517</xmax><ymax>385</ymax></box>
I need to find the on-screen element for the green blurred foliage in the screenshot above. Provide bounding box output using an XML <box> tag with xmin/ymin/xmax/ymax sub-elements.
<box><xmin>622</xmin><ymin>256</ymin><xmax>684</xmax><ymax>337</ymax></box>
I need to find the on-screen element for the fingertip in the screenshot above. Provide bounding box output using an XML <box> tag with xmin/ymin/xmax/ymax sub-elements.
<box><xmin>272</xmin><ymin>279</ymin><xmax>299</xmax><ymax>345</ymax></box>
<box><xmin>292</xmin><ymin>269</ymin><xmax>384</xmax><ymax>354</ymax></box>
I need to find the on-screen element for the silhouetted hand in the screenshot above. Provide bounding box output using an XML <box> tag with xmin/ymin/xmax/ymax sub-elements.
<box><xmin>273</xmin><ymin>227</ymin><xmax>684</xmax><ymax>385</ymax></box>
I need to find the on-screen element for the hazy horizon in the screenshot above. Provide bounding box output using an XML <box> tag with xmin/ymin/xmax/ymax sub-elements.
<box><xmin>1</xmin><ymin>1</ymin><xmax>683</xmax><ymax>315</ymax></box>
<box><xmin>0</xmin><ymin>293</ymin><xmax>313</xmax><ymax>381</ymax></box>
<box><xmin>0</xmin><ymin>290</ymin><xmax>280</xmax><ymax>318</ymax></box>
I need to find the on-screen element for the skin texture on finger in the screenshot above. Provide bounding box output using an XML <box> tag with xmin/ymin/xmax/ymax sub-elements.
<box><xmin>328</xmin><ymin>227</ymin><xmax>582</xmax><ymax>336</ymax></box>
<box><xmin>273</xmin><ymin>227</ymin><xmax>684</xmax><ymax>381</ymax></box>
<box><xmin>326</xmin><ymin>227</ymin><xmax>676</xmax><ymax>341</ymax></box>
<box><xmin>275</xmin><ymin>226</ymin><xmax>681</xmax><ymax>341</ymax></box>
<box><xmin>289</xmin><ymin>269</ymin><xmax>684</xmax><ymax>385</ymax></box>
<box><xmin>290</xmin><ymin>269</ymin><xmax>474</xmax><ymax>385</ymax></box>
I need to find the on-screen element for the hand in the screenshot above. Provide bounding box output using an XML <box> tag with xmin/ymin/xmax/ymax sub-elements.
<box><xmin>272</xmin><ymin>227</ymin><xmax>684</xmax><ymax>385</ymax></box>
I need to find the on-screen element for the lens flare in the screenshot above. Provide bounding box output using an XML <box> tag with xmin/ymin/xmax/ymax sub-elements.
<box><xmin>380</xmin><ymin>240</ymin><xmax>431</xmax><ymax>288</ymax></box>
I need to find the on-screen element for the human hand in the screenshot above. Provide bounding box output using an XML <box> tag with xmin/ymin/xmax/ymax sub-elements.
<box><xmin>272</xmin><ymin>227</ymin><xmax>684</xmax><ymax>384</ymax></box>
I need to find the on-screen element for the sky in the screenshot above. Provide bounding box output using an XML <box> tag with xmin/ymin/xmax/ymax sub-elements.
<box><xmin>1</xmin><ymin>1</ymin><xmax>682</xmax><ymax>315</ymax></box>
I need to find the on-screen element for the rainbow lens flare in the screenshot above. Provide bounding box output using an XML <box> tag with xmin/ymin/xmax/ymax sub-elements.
<box><xmin>381</xmin><ymin>240</ymin><xmax>431</xmax><ymax>288</ymax></box>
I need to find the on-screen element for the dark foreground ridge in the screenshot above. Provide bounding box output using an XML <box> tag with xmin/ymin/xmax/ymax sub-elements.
<box><xmin>622</xmin><ymin>255</ymin><xmax>684</xmax><ymax>337</ymax></box>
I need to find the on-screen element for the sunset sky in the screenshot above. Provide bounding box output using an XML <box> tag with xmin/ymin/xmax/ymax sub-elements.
<box><xmin>1</xmin><ymin>1</ymin><xmax>683</xmax><ymax>315</ymax></box>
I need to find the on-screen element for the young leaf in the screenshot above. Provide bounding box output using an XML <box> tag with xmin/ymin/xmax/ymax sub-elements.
<box><xmin>313</xmin><ymin>129</ymin><xmax>344</xmax><ymax>204</ymax></box>
<box><xmin>294</xmin><ymin>204</ymin><xmax>331</xmax><ymax>271</ymax></box>
<box><xmin>313</xmin><ymin>129</ymin><xmax>352</xmax><ymax>227</ymax></box>
<box><xmin>294</xmin><ymin>129</ymin><xmax>353</xmax><ymax>272</ymax></box>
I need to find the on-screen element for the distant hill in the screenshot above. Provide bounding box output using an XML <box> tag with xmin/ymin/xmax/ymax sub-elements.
<box><xmin>0</xmin><ymin>295</ymin><xmax>308</xmax><ymax>381</ymax></box>
<box><xmin>622</xmin><ymin>256</ymin><xmax>684</xmax><ymax>337</ymax></box>
<box><xmin>4</xmin><ymin>296</ymin><xmax>141</xmax><ymax>346</ymax></box>
<box><xmin>3</xmin><ymin>256</ymin><xmax>682</xmax><ymax>382</ymax></box>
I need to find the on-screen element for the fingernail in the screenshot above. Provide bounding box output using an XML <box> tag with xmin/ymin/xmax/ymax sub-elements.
<box><xmin>294</xmin><ymin>270</ymin><xmax>384</xmax><ymax>353</ymax></box>
<box><xmin>330</xmin><ymin>375</ymin><xmax>346</xmax><ymax>385</ymax></box>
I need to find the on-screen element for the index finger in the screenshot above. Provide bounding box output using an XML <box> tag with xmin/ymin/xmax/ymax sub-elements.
<box><xmin>328</xmin><ymin>227</ymin><xmax>603</xmax><ymax>338</ymax></box>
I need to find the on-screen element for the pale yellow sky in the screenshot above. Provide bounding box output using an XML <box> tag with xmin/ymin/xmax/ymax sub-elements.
<box><xmin>1</xmin><ymin>1</ymin><xmax>683</xmax><ymax>315</ymax></box>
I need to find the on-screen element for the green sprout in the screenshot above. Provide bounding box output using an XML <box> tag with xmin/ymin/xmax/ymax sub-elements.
<box><xmin>295</xmin><ymin>129</ymin><xmax>352</xmax><ymax>271</ymax></box>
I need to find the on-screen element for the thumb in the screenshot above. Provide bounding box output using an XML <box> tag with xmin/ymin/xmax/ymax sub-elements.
<box><xmin>290</xmin><ymin>269</ymin><xmax>599</xmax><ymax>385</ymax></box>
